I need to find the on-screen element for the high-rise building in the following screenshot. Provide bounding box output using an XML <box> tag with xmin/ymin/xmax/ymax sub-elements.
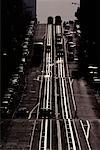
<box><xmin>1</xmin><ymin>0</ymin><xmax>37</xmax><ymax>96</ymax></box>
<box><xmin>80</xmin><ymin>0</ymin><xmax>98</xmax><ymax>65</ymax></box>
<box><xmin>23</xmin><ymin>0</ymin><xmax>36</xmax><ymax>19</ymax></box>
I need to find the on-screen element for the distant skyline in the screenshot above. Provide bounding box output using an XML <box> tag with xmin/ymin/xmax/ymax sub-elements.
<box><xmin>37</xmin><ymin>0</ymin><xmax>80</xmax><ymax>23</ymax></box>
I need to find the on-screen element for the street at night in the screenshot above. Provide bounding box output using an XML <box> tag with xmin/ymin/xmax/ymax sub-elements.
<box><xmin>1</xmin><ymin>0</ymin><xmax>100</xmax><ymax>150</ymax></box>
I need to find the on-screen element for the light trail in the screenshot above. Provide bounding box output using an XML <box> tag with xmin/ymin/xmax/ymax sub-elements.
<box><xmin>80</xmin><ymin>120</ymin><xmax>91</xmax><ymax>150</ymax></box>
<box><xmin>54</xmin><ymin>25</ymin><xmax>62</xmax><ymax>150</ymax></box>
<box><xmin>57</xmin><ymin>57</ymin><xmax>76</xmax><ymax>150</ymax></box>
<box><xmin>39</xmin><ymin>20</ymin><xmax>53</xmax><ymax>150</ymax></box>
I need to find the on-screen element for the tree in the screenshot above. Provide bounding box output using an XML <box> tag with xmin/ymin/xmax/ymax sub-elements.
<box><xmin>75</xmin><ymin>7</ymin><xmax>80</xmax><ymax>22</ymax></box>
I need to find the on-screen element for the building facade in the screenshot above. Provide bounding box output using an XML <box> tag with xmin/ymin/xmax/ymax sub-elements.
<box><xmin>80</xmin><ymin>0</ymin><xmax>98</xmax><ymax>65</ymax></box>
<box><xmin>23</xmin><ymin>0</ymin><xmax>36</xmax><ymax>19</ymax></box>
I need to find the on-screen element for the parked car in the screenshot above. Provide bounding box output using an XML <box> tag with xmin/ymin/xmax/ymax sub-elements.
<box><xmin>68</xmin><ymin>52</ymin><xmax>74</xmax><ymax>61</ymax></box>
<box><xmin>17</xmin><ymin>64</ymin><xmax>24</xmax><ymax>75</ymax></box>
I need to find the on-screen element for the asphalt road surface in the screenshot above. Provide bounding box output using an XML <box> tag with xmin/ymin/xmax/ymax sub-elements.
<box><xmin>1</xmin><ymin>23</ymin><xmax>100</xmax><ymax>150</ymax></box>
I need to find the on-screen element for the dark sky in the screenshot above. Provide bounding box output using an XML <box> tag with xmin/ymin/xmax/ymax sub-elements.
<box><xmin>37</xmin><ymin>0</ymin><xmax>80</xmax><ymax>23</ymax></box>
